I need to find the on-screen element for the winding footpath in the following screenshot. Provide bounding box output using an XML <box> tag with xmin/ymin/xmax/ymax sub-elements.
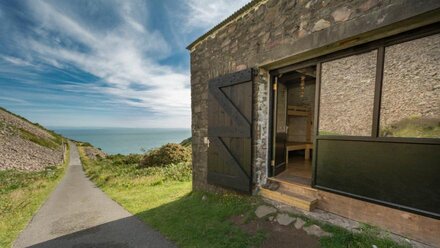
<box><xmin>14</xmin><ymin>142</ymin><xmax>175</xmax><ymax>248</ymax></box>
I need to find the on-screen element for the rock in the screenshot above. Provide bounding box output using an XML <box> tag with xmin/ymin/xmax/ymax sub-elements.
<box><xmin>303</xmin><ymin>224</ymin><xmax>333</xmax><ymax>237</ymax></box>
<box><xmin>294</xmin><ymin>218</ymin><xmax>306</xmax><ymax>229</ymax></box>
<box><xmin>298</xmin><ymin>29</ymin><xmax>308</xmax><ymax>38</ymax></box>
<box><xmin>255</xmin><ymin>205</ymin><xmax>277</xmax><ymax>218</ymax></box>
<box><xmin>312</xmin><ymin>19</ymin><xmax>330</xmax><ymax>32</ymax></box>
<box><xmin>359</xmin><ymin>0</ymin><xmax>378</xmax><ymax>12</ymax></box>
<box><xmin>331</xmin><ymin>7</ymin><xmax>352</xmax><ymax>22</ymax></box>
<box><xmin>276</xmin><ymin>213</ymin><xmax>296</xmax><ymax>226</ymax></box>
<box><xmin>372</xmin><ymin>245</ymin><xmax>378</xmax><ymax>248</ymax></box>
<box><xmin>202</xmin><ymin>195</ymin><xmax>207</xmax><ymax>201</ymax></box>
<box><xmin>268</xmin><ymin>216</ymin><xmax>274</xmax><ymax>221</ymax></box>
<box><xmin>236</xmin><ymin>64</ymin><xmax>247</xmax><ymax>71</ymax></box>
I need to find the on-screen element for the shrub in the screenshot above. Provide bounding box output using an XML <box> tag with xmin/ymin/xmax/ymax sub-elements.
<box><xmin>180</xmin><ymin>137</ymin><xmax>192</xmax><ymax>147</ymax></box>
<box><xmin>106</xmin><ymin>154</ymin><xmax>141</xmax><ymax>166</ymax></box>
<box><xmin>139</xmin><ymin>143</ymin><xmax>191</xmax><ymax>168</ymax></box>
<box><xmin>122</xmin><ymin>154</ymin><xmax>143</xmax><ymax>165</ymax></box>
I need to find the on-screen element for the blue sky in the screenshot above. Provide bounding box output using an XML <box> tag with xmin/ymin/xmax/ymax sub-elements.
<box><xmin>0</xmin><ymin>0</ymin><xmax>249</xmax><ymax>128</ymax></box>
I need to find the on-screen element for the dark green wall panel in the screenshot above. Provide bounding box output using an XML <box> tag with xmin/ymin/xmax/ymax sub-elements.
<box><xmin>315</xmin><ymin>140</ymin><xmax>440</xmax><ymax>217</ymax></box>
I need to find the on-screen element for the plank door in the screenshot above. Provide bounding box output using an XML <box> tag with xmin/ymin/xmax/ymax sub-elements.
<box><xmin>272</xmin><ymin>77</ymin><xmax>287</xmax><ymax>176</ymax></box>
<box><xmin>207</xmin><ymin>69</ymin><xmax>254</xmax><ymax>193</ymax></box>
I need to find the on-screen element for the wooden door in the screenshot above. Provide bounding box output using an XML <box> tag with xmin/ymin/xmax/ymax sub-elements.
<box><xmin>207</xmin><ymin>69</ymin><xmax>254</xmax><ymax>193</ymax></box>
<box><xmin>272</xmin><ymin>76</ymin><xmax>287</xmax><ymax>176</ymax></box>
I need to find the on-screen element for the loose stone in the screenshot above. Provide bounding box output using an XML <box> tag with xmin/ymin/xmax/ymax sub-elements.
<box><xmin>255</xmin><ymin>205</ymin><xmax>277</xmax><ymax>218</ymax></box>
<box><xmin>303</xmin><ymin>224</ymin><xmax>333</xmax><ymax>237</ymax></box>
<box><xmin>276</xmin><ymin>213</ymin><xmax>296</xmax><ymax>226</ymax></box>
<box><xmin>294</xmin><ymin>218</ymin><xmax>306</xmax><ymax>229</ymax></box>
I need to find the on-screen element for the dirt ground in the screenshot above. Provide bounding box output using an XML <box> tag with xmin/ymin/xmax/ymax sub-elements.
<box><xmin>230</xmin><ymin>215</ymin><xmax>320</xmax><ymax>248</ymax></box>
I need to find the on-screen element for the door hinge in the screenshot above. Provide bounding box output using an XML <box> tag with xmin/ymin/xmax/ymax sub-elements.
<box><xmin>271</xmin><ymin>160</ymin><xmax>275</xmax><ymax>166</ymax></box>
<box><xmin>273</xmin><ymin>76</ymin><xmax>278</xmax><ymax>91</ymax></box>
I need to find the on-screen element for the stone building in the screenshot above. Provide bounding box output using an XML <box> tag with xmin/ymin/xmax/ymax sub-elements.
<box><xmin>187</xmin><ymin>0</ymin><xmax>440</xmax><ymax>246</ymax></box>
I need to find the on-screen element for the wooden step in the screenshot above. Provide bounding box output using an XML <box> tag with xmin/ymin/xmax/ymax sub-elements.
<box><xmin>260</xmin><ymin>187</ymin><xmax>318</xmax><ymax>212</ymax></box>
<box><xmin>268</xmin><ymin>177</ymin><xmax>318</xmax><ymax>199</ymax></box>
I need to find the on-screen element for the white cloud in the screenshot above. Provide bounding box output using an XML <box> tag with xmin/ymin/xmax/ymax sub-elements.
<box><xmin>181</xmin><ymin>0</ymin><xmax>251</xmax><ymax>30</ymax></box>
<box><xmin>1</xmin><ymin>56</ymin><xmax>33</xmax><ymax>67</ymax></box>
<box><xmin>2</xmin><ymin>0</ymin><xmax>251</xmax><ymax>128</ymax></box>
<box><xmin>14</xmin><ymin>0</ymin><xmax>190</xmax><ymax>124</ymax></box>
<box><xmin>0</xmin><ymin>96</ymin><xmax>28</xmax><ymax>104</ymax></box>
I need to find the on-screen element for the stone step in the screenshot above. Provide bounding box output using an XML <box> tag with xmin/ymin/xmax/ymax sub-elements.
<box><xmin>260</xmin><ymin>187</ymin><xmax>318</xmax><ymax>212</ymax></box>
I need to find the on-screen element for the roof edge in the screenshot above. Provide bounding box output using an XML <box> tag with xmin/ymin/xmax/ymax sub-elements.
<box><xmin>186</xmin><ymin>0</ymin><xmax>265</xmax><ymax>51</ymax></box>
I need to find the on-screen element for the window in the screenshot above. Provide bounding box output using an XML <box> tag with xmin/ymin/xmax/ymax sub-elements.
<box><xmin>319</xmin><ymin>50</ymin><xmax>377</xmax><ymax>136</ymax></box>
<box><xmin>380</xmin><ymin>33</ymin><xmax>440</xmax><ymax>138</ymax></box>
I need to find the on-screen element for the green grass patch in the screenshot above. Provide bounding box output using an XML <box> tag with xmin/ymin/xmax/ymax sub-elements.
<box><xmin>319</xmin><ymin>224</ymin><xmax>408</xmax><ymax>248</ymax></box>
<box><xmin>381</xmin><ymin>117</ymin><xmax>440</xmax><ymax>138</ymax></box>
<box><xmin>319</xmin><ymin>131</ymin><xmax>342</xmax><ymax>136</ymax></box>
<box><xmin>80</xmin><ymin>148</ymin><xmax>265</xmax><ymax>248</ymax></box>
<box><xmin>277</xmin><ymin>211</ymin><xmax>407</xmax><ymax>248</ymax></box>
<box><xmin>18</xmin><ymin>128</ymin><xmax>61</xmax><ymax>149</ymax></box>
<box><xmin>0</xmin><ymin>144</ymin><xmax>69</xmax><ymax>248</ymax></box>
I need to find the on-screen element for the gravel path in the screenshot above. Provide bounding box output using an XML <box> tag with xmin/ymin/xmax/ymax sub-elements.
<box><xmin>14</xmin><ymin>141</ymin><xmax>175</xmax><ymax>248</ymax></box>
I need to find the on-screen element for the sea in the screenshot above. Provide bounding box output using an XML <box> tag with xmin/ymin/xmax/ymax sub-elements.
<box><xmin>53</xmin><ymin>128</ymin><xmax>191</xmax><ymax>155</ymax></box>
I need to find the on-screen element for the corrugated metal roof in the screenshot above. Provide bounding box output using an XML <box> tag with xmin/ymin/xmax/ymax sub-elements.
<box><xmin>186</xmin><ymin>0</ymin><xmax>264</xmax><ymax>51</ymax></box>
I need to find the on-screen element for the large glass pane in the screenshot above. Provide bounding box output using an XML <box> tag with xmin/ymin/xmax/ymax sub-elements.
<box><xmin>380</xmin><ymin>34</ymin><xmax>440</xmax><ymax>138</ymax></box>
<box><xmin>319</xmin><ymin>50</ymin><xmax>377</xmax><ymax>136</ymax></box>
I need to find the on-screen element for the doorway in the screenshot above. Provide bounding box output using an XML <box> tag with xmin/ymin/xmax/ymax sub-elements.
<box><xmin>271</xmin><ymin>65</ymin><xmax>317</xmax><ymax>185</ymax></box>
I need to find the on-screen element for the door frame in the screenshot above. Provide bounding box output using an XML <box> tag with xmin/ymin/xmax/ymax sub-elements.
<box><xmin>267</xmin><ymin>64</ymin><xmax>319</xmax><ymax>183</ymax></box>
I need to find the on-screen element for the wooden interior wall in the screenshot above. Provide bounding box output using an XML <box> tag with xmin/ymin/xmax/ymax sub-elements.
<box><xmin>286</xmin><ymin>79</ymin><xmax>316</xmax><ymax>142</ymax></box>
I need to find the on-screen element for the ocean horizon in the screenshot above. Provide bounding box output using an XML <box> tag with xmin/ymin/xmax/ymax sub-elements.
<box><xmin>52</xmin><ymin>127</ymin><xmax>191</xmax><ymax>155</ymax></box>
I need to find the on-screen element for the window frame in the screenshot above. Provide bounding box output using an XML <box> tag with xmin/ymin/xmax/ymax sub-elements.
<box><xmin>272</xmin><ymin>22</ymin><xmax>440</xmax><ymax>145</ymax></box>
<box><xmin>318</xmin><ymin>49</ymin><xmax>378</xmax><ymax>137</ymax></box>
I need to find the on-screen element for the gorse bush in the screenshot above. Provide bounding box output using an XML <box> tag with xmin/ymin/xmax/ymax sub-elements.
<box><xmin>139</xmin><ymin>143</ymin><xmax>191</xmax><ymax>168</ymax></box>
<box><xmin>105</xmin><ymin>154</ymin><xmax>142</xmax><ymax>166</ymax></box>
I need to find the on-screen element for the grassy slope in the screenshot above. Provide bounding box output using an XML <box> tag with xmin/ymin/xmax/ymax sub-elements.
<box><xmin>80</xmin><ymin>147</ymin><xmax>407</xmax><ymax>248</ymax></box>
<box><xmin>381</xmin><ymin>117</ymin><xmax>440</xmax><ymax>138</ymax></box>
<box><xmin>80</xmin><ymin>147</ymin><xmax>265</xmax><ymax>248</ymax></box>
<box><xmin>0</xmin><ymin>144</ymin><xmax>69</xmax><ymax>248</ymax></box>
<box><xmin>0</xmin><ymin>107</ymin><xmax>64</xmax><ymax>149</ymax></box>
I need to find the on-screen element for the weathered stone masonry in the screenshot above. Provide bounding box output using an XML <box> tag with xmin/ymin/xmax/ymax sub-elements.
<box><xmin>189</xmin><ymin>0</ymin><xmax>440</xmax><ymax>192</ymax></box>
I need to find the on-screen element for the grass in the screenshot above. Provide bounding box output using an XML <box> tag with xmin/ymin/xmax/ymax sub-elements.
<box><xmin>381</xmin><ymin>117</ymin><xmax>440</xmax><ymax>138</ymax></box>
<box><xmin>294</xmin><ymin>214</ymin><xmax>408</xmax><ymax>248</ymax></box>
<box><xmin>80</xmin><ymin>147</ymin><xmax>407</xmax><ymax>248</ymax></box>
<box><xmin>319</xmin><ymin>131</ymin><xmax>342</xmax><ymax>136</ymax></box>
<box><xmin>18</xmin><ymin>128</ymin><xmax>61</xmax><ymax>150</ymax></box>
<box><xmin>79</xmin><ymin>147</ymin><xmax>265</xmax><ymax>248</ymax></box>
<box><xmin>319</xmin><ymin>224</ymin><xmax>408</xmax><ymax>248</ymax></box>
<box><xmin>0</xmin><ymin>143</ymin><xmax>69</xmax><ymax>248</ymax></box>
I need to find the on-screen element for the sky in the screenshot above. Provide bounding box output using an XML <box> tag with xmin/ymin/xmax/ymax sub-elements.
<box><xmin>0</xmin><ymin>0</ymin><xmax>249</xmax><ymax>128</ymax></box>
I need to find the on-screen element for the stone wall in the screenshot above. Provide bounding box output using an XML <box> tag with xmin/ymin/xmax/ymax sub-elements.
<box><xmin>320</xmin><ymin>50</ymin><xmax>376</xmax><ymax>136</ymax></box>
<box><xmin>380</xmin><ymin>33</ymin><xmax>440</xmax><ymax>137</ymax></box>
<box><xmin>189</xmin><ymin>0</ymin><xmax>440</xmax><ymax>192</ymax></box>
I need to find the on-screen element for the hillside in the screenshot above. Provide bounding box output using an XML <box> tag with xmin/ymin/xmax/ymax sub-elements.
<box><xmin>0</xmin><ymin>107</ymin><xmax>65</xmax><ymax>170</ymax></box>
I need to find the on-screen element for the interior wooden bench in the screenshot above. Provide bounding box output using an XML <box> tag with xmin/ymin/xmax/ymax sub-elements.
<box><xmin>286</xmin><ymin>142</ymin><xmax>313</xmax><ymax>164</ymax></box>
